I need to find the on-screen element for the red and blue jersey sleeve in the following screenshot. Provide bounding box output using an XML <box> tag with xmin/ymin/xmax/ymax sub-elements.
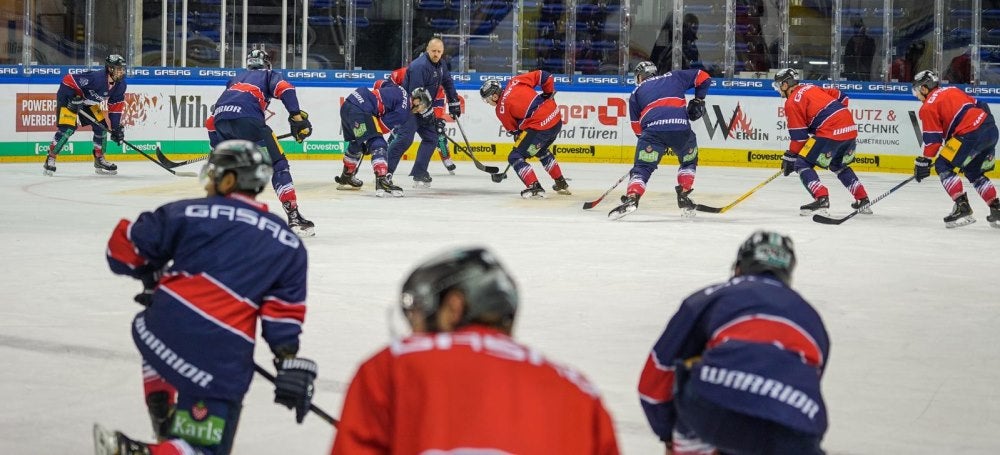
<box><xmin>269</xmin><ymin>71</ymin><xmax>301</xmax><ymax>116</ymax></box>
<box><xmin>373</xmin><ymin>86</ymin><xmax>412</xmax><ymax>132</ymax></box>
<box><xmin>107</xmin><ymin>79</ymin><xmax>127</xmax><ymax>129</ymax></box>
<box><xmin>638</xmin><ymin>298</ymin><xmax>711</xmax><ymax>441</ymax></box>
<box><xmin>107</xmin><ymin>207</ymin><xmax>175</xmax><ymax>279</ymax></box>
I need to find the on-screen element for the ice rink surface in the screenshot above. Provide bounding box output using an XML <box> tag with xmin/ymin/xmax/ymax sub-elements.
<box><xmin>1</xmin><ymin>157</ymin><xmax>998</xmax><ymax>454</ymax></box>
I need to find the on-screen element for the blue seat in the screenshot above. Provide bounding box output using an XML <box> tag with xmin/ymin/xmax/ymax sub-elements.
<box><xmin>685</xmin><ymin>4</ymin><xmax>714</xmax><ymax>14</ymax></box>
<box><xmin>985</xmin><ymin>9</ymin><xmax>1000</xmax><ymax>20</ymax></box>
<box><xmin>590</xmin><ymin>39</ymin><xmax>617</xmax><ymax>51</ymax></box>
<box><xmin>309</xmin><ymin>16</ymin><xmax>335</xmax><ymax>26</ymax></box>
<box><xmin>430</xmin><ymin>17</ymin><xmax>459</xmax><ymax>30</ymax></box>
<box><xmin>417</xmin><ymin>0</ymin><xmax>447</xmax><ymax>10</ymax></box>
<box><xmin>541</xmin><ymin>4</ymin><xmax>565</xmax><ymax>15</ymax></box>
<box><xmin>355</xmin><ymin>0</ymin><xmax>374</xmax><ymax>8</ymax></box>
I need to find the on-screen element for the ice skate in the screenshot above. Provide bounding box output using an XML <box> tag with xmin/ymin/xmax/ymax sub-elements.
<box><xmin>608</xmin><ymin>193</ymin><xmax>640</xmax><ymax>220</ymax></box>
<box><xmin>442</xmin><ymin>157</ymin><xmax>456</xmax><ymax>174</ymax></box>
<box><xmin>552</xmin><ymin>176</ymin><xmax>572</xmax><ymax>195</ymax></box>
<box><xmin>987</xmin><ymin>200</ymin><xmax>1000</xmax><ymax>229</ymax></box>
<box><xmin>93</xmin><ymin>423</ymin><xmax>150</xmax><ymax>455</ymax></box>
<box><xmin>412</xmin><ymin>174</ymin><xmax>432</xmax><ymax>189</ymax></box>
<box><xmin>376</xmin><ymin>175</ymin><xmax>404</xmax><ymax>197</ymax></box>
<box><xmin>94</xmin><ymin>154</ymin><xmax>118</xmax><ymax>176</ymax></box>
<box><xmin>675</xmin><ymin>185</ymin><xmax>696</xmax><ymax>217</ymax></box>
<box><xmin>283</xmin><ymin>201</ymin><xmax>316</xmax><ymax>237</ymax></box>
<box><xmin>42</xmin><ymin>155</ymin><xmax>57</xmax><ymax>176</ymax></box>
<box><xmin>851</xmin><ymin>197</ymin><xmax>873</xmax><ymax>215</ymax></box>
<box><xmin>943</xmin><ymin>193</ymin><xmax>975</xmax><ymax>228</ymax></box>
<box><xmin>520</xmin><ymin>182</ymin><xmax>545</xmax><ymax>199</ymax></box>
<box><xmin>799</xmin><ymin>196</ymin><xmax>829</xmax><ymax>216</ymax></box>
<box><xmin>334</xmin><ymin>168</ymin><xmax>363</xmax><ymax>190</ymax></box>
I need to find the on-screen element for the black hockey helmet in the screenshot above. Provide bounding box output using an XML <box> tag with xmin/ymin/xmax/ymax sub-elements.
<box><xmin>411</xmin><ymin>87</ymin><xmax>433</xmax><ymax>116</ymax></box>
<box><xmin>201</xmin><ymin>139</ymin><xmax>273</xmax><ymax>195</ymax></box>
<box><xmin>634</xmin><ymin>60</ymin><xmax>657</xmax><ymax>85</ymax></box>
<box><xmin>106</xmin><ymin>54</ymin><xmax>126</xmax><ymax>82</ymax></box>
<box><xmin>912</xmin><ymin>69</ymin><xmax>940</xmax><ymax>97</ymax></box>
<box><xmin>772</xmin><ymin>68</ymin><xmax>799</xmax><ymax>92</ymax></box>
<box><xmin>401</xmin><ymin>247</ymin><xmax>519</xmax><ymax>332</ymax></box>
<box><xmin>480</xmin><ymin>79</ymin><xmax>502</xmax><ymax>100</ymax></box>
<box><xmin>246</xmin><ymin>49</ymin><xmax>271</xmax><ymax>70</ymax></box>
<box><xmin>733</xmin><ymin>230</ymin><xmax>796</xmax><ymax>285</ymax></box>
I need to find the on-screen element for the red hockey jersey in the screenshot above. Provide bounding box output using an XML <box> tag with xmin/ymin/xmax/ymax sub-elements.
<box><xmin>331</xmin><ymin>325</ymin><xmax>620</xmax><ymax>455</ymax></box>
<box><xmin>782</xmin><ymin>84</ymin><xmax>856</xmax><ymax>154</ymax></box>
<box><xmin>493</xmin><ymin>70</ymin><xmax>560</xmax><ymax>133</ymax></box>
<box><xmin>918</xmin><ymin>86</ymin><xmax>989</xmax><ymax>158</ymax></box>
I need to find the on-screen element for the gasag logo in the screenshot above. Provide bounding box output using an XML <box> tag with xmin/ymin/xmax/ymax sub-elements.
<box><xmin>702</xmin><ymin>102</ymin><xmax>769</xmax><ymax>141</ymax></box>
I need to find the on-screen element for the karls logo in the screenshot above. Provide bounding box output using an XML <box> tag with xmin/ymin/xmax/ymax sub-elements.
<box><xmin>169</xmin><ymin>95</ymin><xmax>211</xmax><ymax>128</ymax></box>
<box><xmin>702</xmin><ymin>102</ymin><xmax>769</xmax><ymax>141</ymax></box>
<box><xmin>556</xmin><ymin>97</ymin><xmax>626</xmax><ymax>126</ymax></box>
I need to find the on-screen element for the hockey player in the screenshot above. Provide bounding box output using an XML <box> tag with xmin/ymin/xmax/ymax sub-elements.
<box><xmin>43</xmin><ymin>54</ymin><xmax>127</xmax><ymax>176</ymax></box>
<box><xmin>773</xmin><ymin>68</ymin><xmax>871</xmax><ymax>216</ymax></box>
<box><xmin>374</xmin><ymin>66</ymin><xmax>457</xmax><ymax>174</ymax></box>
<box><xmin>480</xmin><ymin>70</ymin><xmax>571</xmax><ymax>199</ymax></box>
<box><xmin>639</xmin><ymin>230</ymin><xmax>830</xmax><ymax>455</ymax></box>
<box><xmin>609</xmin><ymin>61</ymin><xmax>710</xmax><ymax>219</ymax></box>
<box><xmin>331</xmin><ymin>246</ymin><xmax>620</xmax><ymax>454</ymax></box>
<box><xmin>385</xmin><ymin>38</ymin><xmax>463</xmax><ymax>188</ymax></box>
<box><xmin>212</xmin><ymin>48</ymin><xmax>316</xmax><ymax>237</ymax></box>
<box><xmin>911</xmin><ymin>70</ymin><xmax>1000</xmax><ymax>228</ymax></box>
<box><xmin>335</xmin><ymin>84</ymin><xmax>434</xmax><ymax>197</ymax></box>
<box><xmin>96</xmin><ymin>139</ymin><xmax>318</xmax><ymax>455</ymax></box>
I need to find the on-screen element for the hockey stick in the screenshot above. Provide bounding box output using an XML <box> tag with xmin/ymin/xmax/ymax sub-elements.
<box><xmin>491</xmin><ymin>163</ymin><xmax>512</xmax><ymax>183</ymax></box>
<box><xmin>253</xmin><ymin>363</ymin><xmax>339</xmax><ymax>427</ymax></box>
<box><xmin>813</xmin><ymin>176</ymin><xmax>915</xmax><ymax>225</ymax></box>
<box><xmin>582</xmin><ymin>171</ymin><xmax>629</xmax><ymax>210</ymax></box>
<box><xmin>449</xmin><ymin>119</ymin><xmax>501</xmax><ymax>174</ymax></box>
<box><xmin>76</xmin><ymin>109</ymin><xmax>198</xmax><ymax>177</ymax></box>
<box><xmin>694</xmin><ymin>171</ymin><xmax>782</xmax><ymax>213</ymax></box>
<box><xmin>155</xmin><ymin>133</ymin><xmax>295</xmax><ymax>169</ymax></box>
<box><xmin>442</xmin><ymin>134</ymin><xmax>501</xmax><ymax>174</ymax></box>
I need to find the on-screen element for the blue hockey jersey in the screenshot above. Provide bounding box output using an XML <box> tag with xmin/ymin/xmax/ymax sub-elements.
<box><xmin>58</xmin><ymin>68</ymin><xmax>127</xmax><ymax>129</ymax></box>
<box><xmin>628</xmin><ymin>69</ymin><xmax>710</xmax><ymax>135</ymax></box>
<box><xmin>107</xmin><ymin>193</ymin><xmax>308</xmax><ymax>401</ymax></box>
<box><xmin>345</xmin><ymin>85</ymin><xmax>412</xmax><ymax>134</ymax></box>
<box><xmin>402</xmin><ymin>52</ymin><xmax>459</xmax><ymax>108</ymax></box>
<box><xmin>213</xmin><ymin>69</ymin><xmax>302</xmax><ymax>122</ymax></box>
<box><xmin>638</xmin><ymin>275</ymin><xmax>830</xmax><ymax>440</ymax></box>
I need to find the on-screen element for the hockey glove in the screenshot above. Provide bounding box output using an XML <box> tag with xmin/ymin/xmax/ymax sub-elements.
<box><xmin>914</xmin><ymin>156</ymin><xmax>932</xmax><ymax>182</ymax></box>
<box><xmin>435</xmin><ymin>119</ymin><xmax>447</xmax><ymax>134</ymax></box>
<box><xmin>540</xmin><ymin>91</ymin><xmax>556</xmax><ymax>100</ymax></box>
<box><xmin>133</xmin><ymin>270</ymin><xmax>161</xmax><ymax>307</ymax></box>
<box><xmin>288</xmin><ymin>111</ymin><xmax>312</xmax><ymax>143</ymax></box>
<box><xmin>274</xmin><ymin>357</ymin><xmax>317</xmax><ymax>423</ymax></box>
<box><xmin>448</xmin><ymin>100</ymin><xmax>462</xmax><ymax>119</ymax></box>
<box><xmin>68</xmin><ymin>96</ymin><xmax>86</xmax><ymax>113</ymax></box>
<box><xmin>686</xmin><ymin>98</ymin><xmax>706</xmax><ymax>121</ymax></box>
<box><xmin>507</xmin><ymin>130</ymin><xmax>523</xmax><ymax>140</ymax></box>
<box><xmin>781</xmin><ymin>151</ymin><xmax>798</xmax><ymax>176</ymax></box>
<box><xmin>110</xmin><ymin>126</ymin><xmax>125</xmax><ymax>145</ymax></box>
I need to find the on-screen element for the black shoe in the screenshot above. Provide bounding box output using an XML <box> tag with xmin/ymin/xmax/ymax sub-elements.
<box><xmin>675</xmin><ymin>185</ymin><xmax>695</xmax><ymax>210</ymax></box>
<box><xmin>334</xmin><ymin>168</ymin><xmax>363</xmax><ymax>190</ymax></box>
<box><xmin>42</xmin><ymin>155</ymin><xmax>57</xmax><ymax>176</ymax></box>
<box><xmin>283</xmin><ymin>201</ymin><xmax>316</xmax><ymax>237</ymax></box>
<box><xmin>520</xmin><ymin>182</ymin><xmax>545</xmax><ymax>199</ymax></box>
<box><xmin>376</xmin><ymin>175</ymin><xmax>404</xmax><ymax>197</ymax></box>
<box><xmin>412</xmin><ymin>174</ymin><xmax>432</xmax><ymax>188</ymax></box>
<box><xmin>851</xmin><ymin>197</ymin><xmax>873</xmax><ymax>215</ymax></box>
<box><xmin>442</xmin><ymin>157</ymin><xmax>456</xmax><ymax>173</ymax></box>
<box><xmin>551</xmin><ymin>176</ymin><xmax>571</xmax><ymax>195</ymax></box>
<box><xmin>944</xmin><ymin>193</ymin><xmax>976</xmax><ymax>228</ymax></box>
<box><xmin>987</xmin><ymin>200</ymin><xmax>1000</xmax><ymax>228</ymax></box>
<box><xmin>94</xmin><ymin>155</ymin><xmax>118</xmax><ymax>175</ymax></box>
<box><xmin>609</xmin><ymin>193</ymin><xmax>640</xmax><ymax>219</ymax></box>
<box><xmin>93</xmin><ymin>424</ymin><xmax>151</xmax><ymax>455</ymax></box>
<box><xmin>800</xmin><ymin>196</ymin><xmax>830</xmax><ymax>216</ymax></box>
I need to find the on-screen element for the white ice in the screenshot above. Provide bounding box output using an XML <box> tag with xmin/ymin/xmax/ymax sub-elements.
<box><xmin>1</xmin><ymin>158</ymin><xmax>997</xmax><ymax>454</ymax></box>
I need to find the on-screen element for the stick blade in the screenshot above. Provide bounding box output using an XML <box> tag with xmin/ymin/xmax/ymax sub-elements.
<box><xmin>694</xmin><ymin>204</ymin><xmax>723</xmax><ymax>213</ymax></box>
<box><xmin>481</xmin><ymin>164</ymin><xmax>500</xmax><ymax>174</ymax></box>
<box><xmin>582</xmin><ymin>198</ymin><xmax>603</xmax><ymax>210</ymax></box>
<box><xmin>812</xmin><ymin>214</ymin><xmax>847</xmax><ymax>225</ymax></box>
